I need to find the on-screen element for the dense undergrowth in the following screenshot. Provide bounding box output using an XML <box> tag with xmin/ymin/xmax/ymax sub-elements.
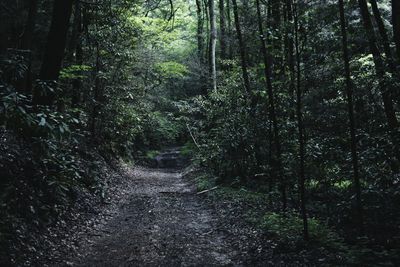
<box><xmin>189</xmin><ymin>167</ymin><xmax>399</xmax><ymax>266</ymax></box>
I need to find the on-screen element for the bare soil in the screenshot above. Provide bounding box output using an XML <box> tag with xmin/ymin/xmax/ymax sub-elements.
<box><xmin>63</xmin><ymin>166</ymin><xmax>242</xmax><ymax>266</ymax></box>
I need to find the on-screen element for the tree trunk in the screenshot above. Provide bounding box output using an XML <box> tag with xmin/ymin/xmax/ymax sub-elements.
<box><xmin>20</xmin><ymin>0</ymin><xmax>39</xmax><ymax>50</ymax></box>
<box><xmin>358</xmin><ymin>0</ymin><xmax>399</xmax><ymax>142</ymax></box>
<box><xmin>204</xmin><ymin>0</ymin><xmax>210</xmax><ymax>64</ymax></box>
<box><xmin>255</xmin><ymin>0</ymin><xmax>285</xmax><ymax>211</ymax></box>
<box><xmin>285</xmin><ymin>0</ymin><xmax>295</xmax><ymax>116</ymax></box>
<box><xmin>369</xmin><ymin>0</ymin><xmax>398</xmax><ymax>74</ymax></box>
<box><xmin>18</xmin><ymin>0</ymin><xmax>39</xmax><ymax>94</ymax></box>
<box><xmin>231</xmin><ymin>0</ymin><xmax>250</xmax><ymax>93</ymax></box>
<box><xmin>209</xmin><ymin>0</ymin><xmax>217</xmax><ymax>91</ymax></box>
<box><xmin>34</xmin><ymin>0</ymin><xmax>74</xmax><ymax>106</ymax></box>
<box><xmin>226</xmin><ymin>0</ymin><xmax>233</xmax><ymax>59</ymax></box>
<box><xmin>294</xmin><ymin>0</ymin><xmax>308</xmax><ymax>239</ymax></box>
<box><xmin>271</xmin><ymin>0</ymin><xmax>281</xmax><ymax>28</ymax></box>
<box><xmin>91</xmin><ymin>43</ymin><xmax>101</xmax><ymax>138</ymax></box>
<box><xmin>393</xmin><ymin>0</ymin><xmax>400</xmax><ymax>62</ymax></box>
<box><xmin>339</xmin><ymin>0</ymin><xmax>364</xmax><ymax>236</ymax></box>
<box><xmin>219</xmin><ymin>0</ymin><xmax>227</xmax><ymax>60</ymax></box>
<box><xmin>70</xmin><ymin>0</ymin><xmax>83</xmax><ymax>107</ymax></box>
<box><xmin>196</xmin><ymin>0</ymin><xmax>204</xmax><ymax>63</ymax></box>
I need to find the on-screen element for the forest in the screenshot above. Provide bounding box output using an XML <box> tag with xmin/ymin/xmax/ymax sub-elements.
<box><xmin>1</xmin><ymin>0</ymin><xmax>400</xmax><ymax>266</ymax></box>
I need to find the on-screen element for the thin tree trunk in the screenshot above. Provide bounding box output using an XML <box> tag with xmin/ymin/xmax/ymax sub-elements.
<box><xmin>393</xmin><ymin>0</ymin><xmax>400</xmax><ymax>62</ymax></box>
<box><xmin>369</xmin><ymin>0</ymin><xmax>398</xmax><ymax>74</ymax></box>
<box><xmin>20</xmin><ymin>0</ymin><xmax>38</xmax><ymax>50</ymax></box>
<box><xmin>219</xmin><ymin>0</ymin><xmax>227</xmax><ymax>60</ymax></box>
<box><xmin>256</xmin><ymin>0</ymin><xmax>285</xmax><ymax>210</ymax></box>
<box><xmin>34</xmin><ymin>0</ymin><xmax>74</xmax><ymax>105</ymax></box>
<box><xmin>231</xmin><ymin>0</ymin><xmax>250</xmax><ymax>93</ymax></box>
<box><xmin>18</xmin><ymin>0</ymin><xmax>39</xmax><ymax>94</ymax></box>
<box><xmin>196</xmin><ymin>0</ymin><xmax>204</xmax><ymax>62</ymax></box>
<box><xmin>271</xmin><ymin>0</ymin><xmax>281</xmax><ymax>28</ymax></box>
<box><xmin>294</xmin><ymin>0</ymin><xmax>308</xmax><ymax>239</ymax></box>
<box><xmin>285</xmin><ymin>0</ymin><xmax>295</xmax><ymax>116</ymax></box>
<box><xmin>209</xmin><ymin>0</ymin><xmax>217</xmax><ymax>91</ymax></box>
<box><xmin>339</xmin><ymin>0</ymin><xmax>364</xmax><ymax>236</ymax></box>
<box><xmin>358</xmin><ymin>0</ymin><xmax>400</xmax><ymax>145</ymax></box>
<box><xmin>91</xmin><ymin>42</ymin><xmax>101</xmax><ymax>138</ymax></box>
<box><xmin>71</xmin><ymin>1</ymin><xmax>83</xmax><ymax>107</ymax></box>
<box><xmin>226</xmin><ymin>0</ymin><xmax>233</xmax><ymax>59</ymax></box>
<box><xmin>204</xmin><ymin>0</ymin><xmax>210</xmax><ymax>64</ymax></box>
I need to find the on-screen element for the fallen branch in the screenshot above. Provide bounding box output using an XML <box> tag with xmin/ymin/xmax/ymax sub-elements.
<box><xmin>197</xmin><ymin>186</ymin><xmax>219</xmax><ymax>195</ymax></box>
<box><xmin>186</xmin><ymin>123</ymin><xmax>200</xmax><ymax>149</ymax></box>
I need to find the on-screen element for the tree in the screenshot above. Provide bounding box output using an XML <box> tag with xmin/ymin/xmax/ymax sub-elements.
<box><xmin>226</xmin><ymin>0</ymin><xmax>233</xmax><ymax>59</ymax></box>
<box><xmin>339</xmin><ymin>0</ymin><xmax>364</xmax><ymax>235</ymax></box>
<box><xmin>255</xmin><ymin>0</ymin><xmax>285</xmax><ymax>211</ymax></box>
<box><xmin>294</xmin><ymin>0</ymin><xmax>308</xmax><ymax>239</ymax></box>
<box><xmin>369</xmin><ymin>0</ymin><xmax>398</xmax><ymax>75</ymax></box>
<box><xmin>14</xmin><ymin>0</ymin><xmax>39</xmax><ymax>94</ymax></box>
<box><xmin>209</xmin><ymin>0</ymin><xmax>217</xmax><ymax>91</ymax></box>
<box><xmin>219</xmin><ymin>0</ymin><xmax>227</xmax><ymax>60</ymax></box>
<box><xmin>68</xmin><ymin>0</ymin><xmax>84</xmax><ymax>107</ymax></box>
<box><xmin>196</xmin><ymin>0</ymin><xmax>205</xmax><ymax>62</ymax></box>
<box><xmin>20</xmin><ymin>0</ymin><xmax>39</xmax><ymax>50</ymax></box>
<box><xmin>231</xmin><ymin>0</ymin><xmax>250</xmax><ymax>93</ymax></box>
<box><xmin>393</xmin><ymin>0</ymin><xmax>400</xmax><ymax>62</ymax></box>
<box><xmin>357</xmin><ymin>0</ymin><xmax>400</xmax><ymax>168</ymax></box>
<box><xmin>34</xmin><ymin>0</ymin><xmax>74</xmax><ymax>106</ymax></box>
<box><xmin>285</xmin><ymin>0</ymin><xmax>295</xmax><ymax>110</ymax></box>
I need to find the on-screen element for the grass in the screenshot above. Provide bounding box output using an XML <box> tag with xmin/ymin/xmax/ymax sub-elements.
<box><xmin>145</xmin><ymin>150</ymin><xmax>159</xmax><ymax>159</ymax></box>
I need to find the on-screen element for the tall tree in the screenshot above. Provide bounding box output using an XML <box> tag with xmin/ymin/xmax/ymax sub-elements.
<box><xmin>226</xmin><ymin>0</ymin><xmax>233</xmax><ymax>59</ymax></box>
<box><xmin>34</xmin><ymin>0</ymin><xmax>74</xmax><ymax>105</ymax></box>
<box><xmin>20</xmin><ymin>0</ymin><xmax>39</xmax><ymax>50</ymax></box>
<box><xmin>209</xmin><ymin>0</ymin><xmax>217</xmax><ymax>91</ymax></box>
<box><xmin>231</xmin><ymin>0</ymin><xmax>250</xmax><ymax>93</ymax></box>
<box><xmin>203</xmin><ymin>0</ymin><xmax>210</xmax><ymax>67</ymax></box>
<box><xmin>219</xmin><ymin>0</ymin><xmax>227</xmax><ymax>60</ymax></box>
<box><xmin>196</xmin><ymin>0</ymin><xmax>205</xmax><ymax>62</ymax></box>
<box><xmin>15</xmin><ymin>0</ymin><xmax>39</xmax><ymax>94</ymax></box>
<box><xmin>357</xmin><ymin>0</ymin><xmax>400</xmax><ymax>161</ymax></box>
<box><xmin>339</xmin><ymin>0</ymin><xmax>364</xmax><ymax>235</ymax></box>
<box><xmin>69</xmin><ymin>0</ymin><xmax>84</xmax><ymax>107</ymax></box>
<box><xmin>294</xmin><ymin>0</ymin><xmax>308</xmax><ymax>239</ymax></box>
<box><xmin>285</xmin><ymin>0</ymin><xmax>295</xmax><ymax>106</ymax></box>
<box><xmin>369</xmin><ymin>0</ymin><xmax>398</xmax><ymax>74</ymax></box>
<box><xmin>255</xmin><ymin>0</ymin><xmax>286</xmax><ymax>211</ymax></box>
<box><xmin>393</xmin><ymin>0</ymin><xmax>400</xmax><ymax>62</ymax></box>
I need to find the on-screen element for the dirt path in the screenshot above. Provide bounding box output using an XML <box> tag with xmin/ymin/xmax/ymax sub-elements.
<box><xmin>70</xmin><ymin>165</ymin><xmax>240</xmax><ymax>266</ymax></box>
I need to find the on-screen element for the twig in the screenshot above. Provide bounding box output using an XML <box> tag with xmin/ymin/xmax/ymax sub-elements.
<box><xmin>197</xmin><ymin>186</ymin><xmax>219</xmax><ymax>195</ymax></box>
<box><xmin>186</xmin><ymin>123</ymin><xmax>200</xmax><ymax>149</ymax></box>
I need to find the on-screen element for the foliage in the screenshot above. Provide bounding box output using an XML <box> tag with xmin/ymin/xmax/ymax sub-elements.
<box><xmin>59</xmin><ymin>65</ymin><xmax>92</xmax><ymax>80</ymax></box>
<box><xmin>260</xmin><ymin>212</ymin><xmax>346</xmax><ymax>251</ymax></box>
<box><xmin>155</xmin><ymin>61</ymin><xmax>188</xmax><ymax>79</ymax></box>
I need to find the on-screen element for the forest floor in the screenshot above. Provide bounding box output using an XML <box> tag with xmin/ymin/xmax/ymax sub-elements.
<box><xmin>22</xmin><ymin>149</ymin><xmax>334</xmax><ymax>266</ymax></box>
<box><xmin>68</xmin><ymin>165</ymin><xmax>240</xmax><ymax>266</ymax></box>
<box><xmin>38</xmin><ymin>147</ymin><xmax>289</xmax><ymax>267</ymax></box>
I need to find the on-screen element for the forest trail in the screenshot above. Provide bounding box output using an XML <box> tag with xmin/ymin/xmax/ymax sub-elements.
<box><xmin>70</xmin><ymin>150</ymin><xmax>239</xmax><ymax>266</ymax></box>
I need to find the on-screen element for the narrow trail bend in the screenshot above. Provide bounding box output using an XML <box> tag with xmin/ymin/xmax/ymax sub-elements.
<box><xmin>71</xmin><ymin>155</ymin><xmax>240</xmax><ymax>266</ymax></box>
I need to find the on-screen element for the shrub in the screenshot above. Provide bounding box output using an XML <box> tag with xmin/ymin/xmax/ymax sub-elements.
<box><xmin>259</xmin><ymin>212</ymin><xmax>348</xmax><ymax>253</ymax></box>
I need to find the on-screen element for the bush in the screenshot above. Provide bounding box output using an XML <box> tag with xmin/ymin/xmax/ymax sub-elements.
<box><xmin>260</xmin><ymin>212</ymin><xmax>347</xmax><ymax>250</ymax></box>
